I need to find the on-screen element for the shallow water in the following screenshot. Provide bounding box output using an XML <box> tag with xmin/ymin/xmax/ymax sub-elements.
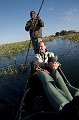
<box><xmin>0</xmin><ymin>38</ymin><xmax>79</xmax><ymax>119</ymax></box>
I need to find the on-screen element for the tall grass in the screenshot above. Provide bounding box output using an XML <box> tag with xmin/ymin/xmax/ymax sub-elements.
<box><xmin>62</xmin><ymin>33</ymin><xmax>79</xmax><ymax>41</ymax></box>
<box><xmin>0</xmin><ymin>41</ymin><xmax>31</xmax><ymax>57</ymax></box>
<box><xmin>1</xmin><ymin>33</ymin><xmax>79</xmax><ymax>57</ymax></box>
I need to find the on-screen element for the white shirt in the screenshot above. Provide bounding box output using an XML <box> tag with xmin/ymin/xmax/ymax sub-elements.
<box><xmin>35</xmin><ymin>51</ymin><xmax>55</xmax><ymax>68</ymax></box>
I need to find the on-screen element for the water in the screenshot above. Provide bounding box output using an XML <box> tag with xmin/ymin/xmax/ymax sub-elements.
<box><xmin>0</xmin><ymin>47</ymin><xmax>35</xmax><ymax>69</ymax></box>
<box><xmin>46</xmin><ymin>39</ymin><xmax>79</xmax><ymax>87</ymax></box>
<box><xmin>0</xmin><ymin>38</ymin><xmax>79</xmax><ymax>119</ymax></box>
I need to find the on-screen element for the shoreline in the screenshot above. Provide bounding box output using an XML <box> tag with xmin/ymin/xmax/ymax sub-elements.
<box><xmin>0</xmin><ymin>32</ymin><xmax>79</xmax><ymax>57</ymax></box>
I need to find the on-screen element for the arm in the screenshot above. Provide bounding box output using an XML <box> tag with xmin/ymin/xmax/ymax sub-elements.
<box><xmin>46</xmin><ymin>55</ymin><xmax>61</xmax><ymax>70</ymax></box>
<box><xmin>38</xmin><ymin>19</ymin><xmax>44</xmax><ymax>27</ymax></box>
<box><xmin>46</xmin><ymin>61</ymin><xmax>61</xmax><ymax>70</ymax></box>
<box><xmin>32</xmin><ymin>53</ymin><xmax>46</xmax><ymax>72</ymax></box>
<box><xmin>33</xmin><ymin>61</ymin><xmax>50</xmax><ymax>74</ymax></box>
<box><xmin>36</xmin><ymin>16</ymin><xmax>44</xmax><ymax>27</ymax></box>
<box><xmin>25</xmin><ymin>21</ymin><xmax>31</xmax><ymax>31</ymax></box>
<box><xmin>35</xmin><ymin>54</ymin><xmax>46</xmax><ymax>69</ymax></box>
<box><xmin>34</xmin><ymin>52</ymin><xmax>55</xmax><ymax>68</ymax></box>
<box><xmin>50</xmin><ymin>62</ymin><xmax>61</xmax><ymax>70</ymax></box>
<box><xmin>25</xmin><ymin>20</ymin><xmax>35</xmax><ymax>31</ymax></box>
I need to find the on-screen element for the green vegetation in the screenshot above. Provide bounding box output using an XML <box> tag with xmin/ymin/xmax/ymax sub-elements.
<box><xmin>0</xmin><ymin>63</ymin><xmax>29</xmax><ymax>75</ymax></box>
<box><xmin>0</xmin><ymin>41</ymin><xmax>31</xmax><ymax>75</ymax></box>
<box><xmin>0</xmin><ymin>30</ymin><xmax>79</xmax><ymax>58</ymax></box>
<box><xmin>44</xmin><ymin>35</ymin><xmax>55</xmax><ymax>42</ymax></box>
<box><xmin>0</xmin><ymin>30</ymin><xmax>79</xmax><ymax>75</ymax></box>
<box><xmin>62</xmin><ymin>33</ymin><xmax>79</xmax><ymax>41</ymax></box>
<box><xmin>0</xmin><ymin>65</ymin><xmax>17</xmax><ymax>75</ymax></box>
<box><xmin>0</xmin><ymin>38</ymin><xmax>54</xmax><ymax>58</ymax></box>
<box><xmin>44</xmin><ymin>30</ymin><xmax>79</xmax><ymax>42</ymax></box>
<box><xmin>55</xmin><ymin>30</ymin><xmax>79</xmax><ymax>41</ymax></box>
<box><xmin>0</xmin><ymin>31</ymin><xmax>79</xmax><ymax>58</ymax></box>
<box><xmin>0</xmin><ymin>41</ymin><xmax>31</xmax><ymax>57</ymax></box>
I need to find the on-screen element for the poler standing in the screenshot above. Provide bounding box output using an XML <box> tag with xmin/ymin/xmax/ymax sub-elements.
<box><xmin>25</xmin><ymin>11</ymin><xmax>44</xmax><ymax>54</ymax></box>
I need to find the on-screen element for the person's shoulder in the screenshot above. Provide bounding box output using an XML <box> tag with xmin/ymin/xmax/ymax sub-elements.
<box><xmin>47</xmin><ymin>51</ymin><xmax>54</xmax><ymax>56</ymax></box>
<box><xmin>47</xmin><ymin>51</ymin><xmax>54</xmax><ymax>54</ymax></box>
<box><xmin>26</xmin><ymin>19</ymin><xmax>32</xmax><ymax>23</ymax></box>
<box><xmin>35</xmin><ymin>53</ymin><xmax>40</xmax><ymax>57</ymax></box>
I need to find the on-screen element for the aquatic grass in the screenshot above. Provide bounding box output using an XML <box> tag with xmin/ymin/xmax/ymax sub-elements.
<box><xmin>0</xmin><ymin>65</ymin><xmax>18</xmax><ymax>75</ymax></box>
<box><xmin>1</xmin><ymin>32</ymin><xmax>79</xmax><ymax>57</ymax></box>
<box><xmin>0</xmin><ymin>37</ymin><xmax>56</xmax><ymax>57</ymax></box>
<box><xmin>0</xmin><ymin>41</ymin><xmax>30</xmax><ymax>57</ymax></box>
<box><xmin>0</xmin><ymin>63</ymin><xmax>30</xmax><ymax>75</ymax></box>
<box><xmin>44</xmin><ymin>36</ymin><xmax>55</xmax><ymax>42</ymax></box>
<box><xmin>0</xmin><ymin>40</ymin><xmax>31</xmax><ymax>75</ymax></box>
<box><xmin>60</xmin><ymin>33</ymin><xmax>79</xmax><ymax>41</ymax></box>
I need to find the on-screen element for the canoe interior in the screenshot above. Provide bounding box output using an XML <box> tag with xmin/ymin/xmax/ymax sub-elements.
<box><xmin>16</xmin><ymin>71</ymin><xmax>79</xmax><ymax>120</ymax></box>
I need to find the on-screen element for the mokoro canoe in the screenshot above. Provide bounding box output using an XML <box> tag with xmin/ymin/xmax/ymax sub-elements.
<box><xmin>16</xmin><ymin>69</ymin><xmax>79</xmax><ymax>120</ymax></box>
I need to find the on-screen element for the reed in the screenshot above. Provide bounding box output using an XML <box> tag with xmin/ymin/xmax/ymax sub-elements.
<box><xmin>61</xmin><ymin>33</ymin><xmax>79</xmax><ymax>41</ymax></box>
<box><xmin>0</xmin><ymin>41</ymin><xmax>30</xmax><ymax>57</ymax></box>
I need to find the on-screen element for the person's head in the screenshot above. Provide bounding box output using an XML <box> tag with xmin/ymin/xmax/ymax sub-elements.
<box><xmin>38</xmin><ymin>40</ymin><xmax>47</xmax><ymax>54</ymax></box>
<box><xmin>30</xmin><ymin>11</ymin><xmax>36</xmax><ymax>19</ymax></box>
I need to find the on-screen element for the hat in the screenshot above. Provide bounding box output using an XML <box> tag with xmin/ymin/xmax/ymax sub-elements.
<box><xmin>48</xmin><ymin>56</ymin><xmax>58</xmax><ymax>63</ymax></box>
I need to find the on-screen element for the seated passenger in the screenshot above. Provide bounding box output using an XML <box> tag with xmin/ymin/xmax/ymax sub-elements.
<box><xmin>31</xmin><ymin>40</ymin><xmax>79</xmax><ymax>111</ymax></box>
